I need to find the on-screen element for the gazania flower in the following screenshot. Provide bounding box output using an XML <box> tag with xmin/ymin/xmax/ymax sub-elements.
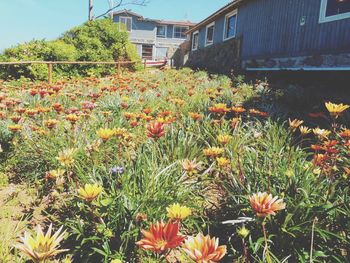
<box><xmin>136</xmin><ymin>220</ymin><xmax>185</xmax><ymax>253</ymax></box>
<box><xmin>181</xmin><ymin>159</ymin><xmax>201</xmax><ymax>176</ymax></box>
<box><xmin>44</xmin><ymin>119</ymin><xmax>59</xmax><ymax>129</ymax></box>
<box><xmin>183</xmin><ymin>233</ymin><xmax>226</xmax><ymax>263</ymax></box>
<box><xmin>15</xmin><ymin>224</ymin><xmax>67</xmax><ymax>262</ymax></box>
<box><xmin>56</xmin><ymin>148</ymin><xmax>76</xmax><ymax>167</ymax></box>
<box><xmin>65</xmin><ymin>114</ymin><xmax>80</xmax><ymax>124</ymax></box>
<box><xmin>325</xmin><ymin>102</ymin><xmax>349</xmax><ymax>118</ymax></box>
<box><xmin>78</xmin><ymin>183</ymin><xmax>103</xmax><ymax>202</ymax></box>
<box><xmin>8</xmin><ymin>124</ymin><xmax>22</xmax><ymax>133</ymax></box>
<box><xmin>313</xmin><ymin>128</ymin><xmax>331</xmax><ymax>140</ymax></box>
<box><xmin>189</xmin><ymin>112</ymin><xmax>203</xmax><ymax>121</ymax></box>
<box><xmin>203</xmin><ymin>147</ymin><xmax>224</xmax><ymax>158</ymax></box>
<box><xmin>339</xmin><ymin>129</ymin><xmax>350</xmax><ymax>139</ymax></box>
<box><xmin>232</xmin><ymin>106</ymin><xmax>246</xmax><ymax>114</ymax></box>
<box><xmin>10</xmin><ymin>115</ymin><xmax>22</xmax><ymax>123</ymax></box>
<box><xmin>299</xmin><ymin>126</ymin><xmax>311</xmax><ymax>135</ymax></box>
<box><xmin>209</xmin><ymin>103</ymin><xmax>229</xmax><ymax>115</ymax></box>
<box><xmin>45</xmin><ymin>169</ymin><xmax>65</xmax><ymax>180</ymax></box>
<box><xmin>96</xmin><ymin>128</ymin><xmax>115</xmax><ymax>142</ymax></box>
<box><xmin>289</xmin><ymin>118</ymin><xmax>304</xmax><ymax>131</ymax></box>
<box><xmin>147</xmin><ymin>121</ymin><xmax>165</xmax><ymax>139</ymax></box>
<box><xmin>216</xmin><ymin>157</ymin><xmax>230</xmax><ymax>168</ymax></box>
<box><xmin>217</xmin><ymin>134</ymin><xmax>232</xmax><ymax>145</ymax></box>
<box><xmin>249</xmin><ymin>192</ymin><xmax>286</xmax><ymax>218</ymax></box>
<box><xmin>166</xmin><ymin>203</ymin><xmax>192</xmax><ymax>220</ymax></box>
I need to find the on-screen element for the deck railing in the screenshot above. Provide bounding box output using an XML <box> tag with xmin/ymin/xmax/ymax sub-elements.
<box><xmin>0</xmin><ymin>60</ymin><xmax>138</xmax><ymax>84</ymax></box>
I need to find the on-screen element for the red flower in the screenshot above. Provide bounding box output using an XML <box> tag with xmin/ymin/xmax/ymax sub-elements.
<box><xmin>147</xmin><ymin>122</ymin><xmax>165</xmax><ymax>139</ymax></box>
<box><xmin>136</xmin><ymin>220</ymin><xmax>185</xmax><ymax>254</ymax></box>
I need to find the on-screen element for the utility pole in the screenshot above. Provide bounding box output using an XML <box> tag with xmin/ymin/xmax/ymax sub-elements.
<box><xmin>89</xmin><ymin>0</ymin><xmax>94</xmax><ymax>20</ymax></box>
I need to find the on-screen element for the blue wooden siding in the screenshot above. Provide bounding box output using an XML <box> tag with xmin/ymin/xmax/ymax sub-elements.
<box><xmin>195</xmin><ymin>15</ymin><xmax>227</xmax><ymax>48</ymax></box>
<box><xmin>113</xmin><ymin>14</ymin><xmax>155</xmax><ymax>32</ymax></box>
<box><xmin>192</xmin><ymin>0</ymin><xmax>350</xmax><ymax>59</ymax></box>
<box><xmin>237</xmin><ymin>0</ymin><xmax>350</xmax><ymax>59</ymax></box>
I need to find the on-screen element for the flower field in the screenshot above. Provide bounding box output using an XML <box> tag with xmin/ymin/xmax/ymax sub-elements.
<box><xmin>0</xmin><ymin>69</ymin><xmax>349</xmax><ymax>262</ymax></box>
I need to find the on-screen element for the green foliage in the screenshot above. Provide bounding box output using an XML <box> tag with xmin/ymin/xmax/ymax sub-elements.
<box><xmin>0</xmin><ymin>19</ymin><xmax>141</xmax><ymax>80</ymax></box>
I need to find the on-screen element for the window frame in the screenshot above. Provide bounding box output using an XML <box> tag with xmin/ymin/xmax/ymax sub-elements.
<box><xmin>119</xmin><ymin>16</ymin><xmax>132</xmax><ymax>32</ymax></box>
<box><xmin>156</xmin><ymin>25</ymin><xmax>167</xmax><ymax>38</ymax></box>
<box><xmin>223</xmin><ymin>10</ymin><xmax>238</xmax><ymax>41</ymax></box>
<box><xmin>173</xmin><ymin>26</ymin><xmax>189</xmax><ymax>39</ymax></box>
<box><xmin>205</xmin><ymin>22</ymin><xmax>215</xmax><ymax>47</ymax></box>
<box><xmin>192</xmin><ymin>30</ymin><xmax>199</xmax><ymax>51</ymax></box>
<box><xmin>319</xmin><ymin>0</ymin><xmax>350</xmax><ymax>23</ymax></box>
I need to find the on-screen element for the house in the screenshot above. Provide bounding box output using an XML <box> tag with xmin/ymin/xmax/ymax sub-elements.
<box><xmin>186</xmin><ymin>0</ymin><xmax>350</xmax><ymax>73</ymax></box>
<box><xmin>113</xmin><ymin>10</ymin><xmax>195</xmax><ymax>62</ymax></box>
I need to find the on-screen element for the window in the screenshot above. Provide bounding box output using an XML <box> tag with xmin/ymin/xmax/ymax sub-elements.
<box><xmin>119</xmin><ymin>16</ymin><xmax>132</xmax><ymax>32</ymax></box>
<box><xmin>192</xmin><ymin>31</ymin><xmax>199</xmax><ymax>51</ymax></box>
<box><xmin>156</xmin><ymin>25</ymin><xmax>167</xmax><ymax>38</ymax></box>
<box><xmin>142</xmin><ymin>45</ymin><xmax>153</xmax><ymax>59</ymax></box>
<box><xmin>319</xmin><ymin>0</ymin><xmax>350</xmax><ymax>23</ymax></box>
<box><xmin>173</xmin><ymin>26</ymin><xmax>188</xmax><ymax>39</ymax></box>
<box><xmin>224</xmin><ymin>11</ymin><xmax>237</xmax><ymax>40</ymax></box>
<box><xmin>205</xmin><ymin>22</ymin><xmax>215</xmax><ymax>46</ymax></box>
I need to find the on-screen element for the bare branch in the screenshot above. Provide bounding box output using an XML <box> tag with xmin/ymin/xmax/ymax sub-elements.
<box><xmin>95</xmin><ymin>0</ymin><xmax>149</xmax><ymax>20</ymax></box>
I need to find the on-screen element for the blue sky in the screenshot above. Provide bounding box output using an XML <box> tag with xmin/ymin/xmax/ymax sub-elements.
<box><xmin>0</xmin><ymin>0</ymin><xmax>229</xmax><ymax>51</ymax></box>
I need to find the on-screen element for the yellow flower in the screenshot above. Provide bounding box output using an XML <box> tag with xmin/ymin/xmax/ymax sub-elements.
<box><xmin>43</xmin><ymin>119</ymin><xmax>59</xmax><ymax>129</ymax></box>
<box><xmin>237</xmin><ymin>226</ymin><xmax>250</xmax><ymax>239</ymax></box>
<box><xmin>203</xmin><ymin>147</ymin><xmax>224</xmax><ymax>158</ymax></box>
<box><xmin>96</xmin><ymin>128</ymin><xmax>115</xmax><ymax>142</ymax></box>
<box><xmin>166</xmin><ymin>203</ymin><xmax>192</xmax><ymax>220</ymax></box>
<box><xmin>65</xmin><ymin>114</ymin><xmax>80</xmax><ymax>124</ymax></box>
<box><xmin>45</xmin><ymin>169</ymin><xmax>65</xmax><ymax>180</ymax></box>
<box><xmin>78</xmin><ymin>183</ymin><xmax>103</xmax><ymax>202</ymax></box>
<box><xmin>289</xmin><ymin>118</ymin><xmax>304</xmax><ymax>131</ymax></box>
<box><xmin>217</xmin><ymin>134</ymin><xmax>232</xmax><ymax>145</ymax></box>
<box><xmin>56</xmin><ymin>148</ymin><xmax>76</xmax><ymax>167</ymax></box>
<box><xmin>15</xmin><ymin>224</ymin><xmax>67</xmax><ymax>262</ymax></box>
<box><xmin>313</xmin><ymin>128</ymin><xmax>331</xmax><ymax>140</ymax></box>
<box><xmin>8</xmin><ymin>124</ymin><xmax>22</xmax><ymax>133</ymax></box>
<box><xmin>325</xmin><ymin>102</ymin><xmax>349</xmax><ymax>118</ymax></box>
<box><xmin>216</xmin><ymin>157</ymin><xmax>230</xmax><ymax>168</ymax></box>
<box><xmin>181</xmin><ymin>159</ymin><xmax>201</xmax><ymax>176</ymax></box>
<box><xmin>299</xmin><ymin>126</ymin><xmax>311</xmax><ymax>135</ymax></box>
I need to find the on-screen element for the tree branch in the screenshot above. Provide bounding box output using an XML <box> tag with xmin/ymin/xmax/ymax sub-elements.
<box><xmin>95</xmin><ymin>0</ymin><xmax>149</xmax><ymax>19</ymax></box>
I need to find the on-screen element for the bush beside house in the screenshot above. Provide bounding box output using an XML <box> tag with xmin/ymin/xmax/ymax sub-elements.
<box><xmin>0</xmin><ymin>19</ymin><xmax>141</xmax><ymax>80</ymax></box>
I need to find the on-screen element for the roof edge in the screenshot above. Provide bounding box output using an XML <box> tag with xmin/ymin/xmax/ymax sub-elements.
<box><xmin>186</xmin><ymin>0</ymin><xmax>243</xmax><ymax>34</ymax></box>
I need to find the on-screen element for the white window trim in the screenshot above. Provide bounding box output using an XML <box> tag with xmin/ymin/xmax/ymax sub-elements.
<box><xmin>223</xmin><ymin>10</ymin><xmax>238</xmax><ymax>41</ymax></box>
<box><xmin>205</xmin><ymin>22</ymin><xmax>215</xmax><ymax>47</ymax></box>
<box><xmin>119</xmin><ymin>16</ymin><xmax>132</xmax><ymax>32</ymax></box>
<box><xmin>172</xmin><ymin>26</ymin><xmax>189</xmax><ymax>39</ymax></box>
<box><xmin>156</xmin><ymin>25</ymin><xmax>167</xmax><ymax>38</ymax></box>
<box><xmin>319</xmin><ymin>0</ymin><xmax>350</xmax><ymax>23</ymax></box>
<box><xmin>192</xmin><ymin>30</ymin><xmax>199</xmax><ymax>51</ymax></box>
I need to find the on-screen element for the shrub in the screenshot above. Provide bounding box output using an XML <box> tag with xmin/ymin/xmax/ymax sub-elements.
<box><xmin>0</xmin><ymin>19</ymin><xmax>141</xmax><ymax>80</ymax></box>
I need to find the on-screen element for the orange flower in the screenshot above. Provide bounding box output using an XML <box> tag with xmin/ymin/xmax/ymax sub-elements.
<box><xmin>189</xmin><ymin>112</ymin><xmax>203</xmax><ymax>121</ymax></box>
<box><xmin>147</xmin><ymin>122</ymin><xmax>165</xmax><ymax>139</ymax></box>
<box><xmin>340</xmin><ymin>129</ymin><xmax>350</xmax><ymax>139</ymax></box>
<box><xmin>209</xmin><ymin>103</ymin><xmax>229</xmax><ymax>115</ymax></box>
<box><xmin>232</xmin><ymin>106</ymin><xmax>246</xmax><ymax>114</ymax></box>
<box><xmin>136</xmin><ymin>220</ymin><xmax>185</xmax><ymax>254</ymax></box>
<box><xmin>249</xmin><ymin>192</ymin><xmax>286</xmax><ymax>218</ymax></box>
<box><xmin>183</xmin><ymin>233</ymin><xmax>226</xmax><ymax>263</ymax></box>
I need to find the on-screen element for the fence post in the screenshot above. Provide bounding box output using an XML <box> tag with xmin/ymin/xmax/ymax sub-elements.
<box><xmin>118</xmin><ymin>62</ymin><xmax>121</xmax><ymax>77</ymax></box>
<box><xmin>47</xmin><ymin>63</ymin><xmax>53</xmax><ymax>84</ymax></box>
<box><xmin>144</xmin><ymin>59</ymin><xmax>147</xmax><ymax>70</ymax></box>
